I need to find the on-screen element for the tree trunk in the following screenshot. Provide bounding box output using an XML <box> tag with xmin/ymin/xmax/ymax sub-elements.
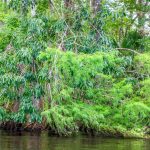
<box><xmin>49</xmin><ymin>0</ymin><xmax>54</xmax><ymax>13</ymax></box>
<box><xmin>31</xmin><ymin>0</ymin><xmax>36</xmax><ymax>17</ymax></box>
<box><xmin>90</xmin><ymin>0</ymin><xmax>101</xmax><ymax>16</ymax></box>
<box><xmin>90</xmin><ymin>0</ymin><xmax>102</xmax><ymax>41</ymax></box>
<box><xmin>137</xmin><ymin>0</ymin><xmax>146</xmax><ymax>34</ymax></box>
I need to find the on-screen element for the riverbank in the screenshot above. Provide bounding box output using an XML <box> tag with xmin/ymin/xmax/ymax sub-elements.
<box><xmin>0</xmin><ymin>121</ymin><xmax>149</xmax><ymax>139</ymax></box>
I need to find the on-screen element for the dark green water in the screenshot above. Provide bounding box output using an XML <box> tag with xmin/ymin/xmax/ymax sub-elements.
<box><xmin>0</xmin><ymin>130</ymin><xmax>149</xmax><ymax>150</ymax></box>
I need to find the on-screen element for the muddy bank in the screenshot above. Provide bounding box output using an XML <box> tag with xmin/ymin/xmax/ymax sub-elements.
<box><xmin>0</xmin><ymin>121</ymin><xmax>149</xmax><ymax>139</ymax></box>
<box><xmin>0</xmin><ymin>122</ymin><xmax>45</xmax><ymax>132</ymax></box>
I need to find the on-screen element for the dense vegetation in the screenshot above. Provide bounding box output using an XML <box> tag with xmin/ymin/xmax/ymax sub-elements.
<box><xmin>0</xmin><ymin>0</ymin><xmax>150</xmax><ymax>137</ymax></box>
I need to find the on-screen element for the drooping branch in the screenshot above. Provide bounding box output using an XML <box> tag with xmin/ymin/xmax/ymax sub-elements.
<box><xmin>116</xmin><ymin>48</ymin><xmax>141</xmax><ymax>55</ymax></box>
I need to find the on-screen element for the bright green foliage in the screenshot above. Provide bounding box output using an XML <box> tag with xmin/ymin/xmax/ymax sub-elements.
<box><xmin>42</xmin><ymin>103</ymin><xmax>105</xmax><ymax>136</ymax></box>
<box><xmin>122</xmin><ymin>102</ymin><xmax>150</xmax><ymax>128</ymax></box>
<box><xmin>140</xmin><ymin>79</ymin><xmax>150</xmax><ymax>101</ymax></box>
<box><xmin>134</xmin><ymin>79</ymin><xmax>150</xmax><ymax>107</ymax></box>
<box><xmin>42</xmin><ymin>105</ymin><xmax>78</xmax><ymax>136</ymax></box>
<box><xmin>38</xmin><ymin>49</ymin><xmax>149</xmax><ymax>135</ymax></box>
<box><xmin>39</xmin><ymin>48</ymin><xmax>130</xmax><ymax>106</ymax></box>
<box><xmin>134</xmin><ymin>53</ymin><xmax>150</xmax><ymax>78</ymax></box>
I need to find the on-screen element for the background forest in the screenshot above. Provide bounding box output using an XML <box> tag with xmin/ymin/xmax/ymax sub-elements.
<box><xmin>0</xmin><ymin>0</ymin><xmax>150</xmax><ymax>137</ymax></box>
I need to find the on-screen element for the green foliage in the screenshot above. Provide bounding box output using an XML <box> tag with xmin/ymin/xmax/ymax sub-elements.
<box><xmin>0</xmin><ymin>8</ymin><xmax>48</xmax><ymax>125</ymax></box>
<box><xmin>9</xmin><ymin>98</ymin><xmax>42</xmax><ymax>123</ymax></box>
<box><xmin>42</xmin><ymin>100</ymin><xmax>150</xmax><ymax>136</ymax></box>
<box><xmin>0</xmin><ymin>0</ymin><xmax>149</xmax><ymax>137</ymax></box>
<box><xmin>111</xmin><ymin>80</ymin><xmax>133</xmax><ymax>106</ymax></box>
<box><xmin>122</xmin><ymin>30</ymin><xmax>144</xmax><ymax>50</ymax></box>
<box><xmin>39</xmin><ymin>48</ymin><xmax>130</xmax><ymax>106</ymax></box>
<box><xmin>42</xmin><ymin>103</ymin><xmax>105</xmax><ymax>135</ymax></box>
<box><xmin>39</xmin><ymin>48</ymin><xmax>149</xmax><ymax>136</ymax></box>
<box><xmin>140</xmin><ymin>36</ymin><xmax>150</xmax><ymax>52</ymax></box>
<box><xmin>0</xmin><ymin>107</ymin><xmax>6</xmax><ymax>121</ymax></box>
<box><xmin>0</xmin><ymin>32</ymin><xmax>10</xmax><ymax>51</ymax></box>
<box><xmin>134</xmin><ymin>53</ymin><xmax>150</xmax><ymax>78</ymax></box>
<box><xmin>132</xmin><ymin>79</ymin><xmax>150</xmax><ymax>107</ymax></box>
<box><xmin>140</xmin><ymin>79</ymin><xmax>150</xmax><ymax>101</ymax></box>
<box><xmin>122</xmin><ymin>102</ymin><xmax>150</xmax><ymax>128</ymax></box>
<box><xmin>42</xmin><ymin>105</ymin><xmax>77</xmax><ymax>136</ymax></box>
<box><xmin>71</xmin><ymin>103</ymin><xmax>104</xmax><ymax>132</ymax></box>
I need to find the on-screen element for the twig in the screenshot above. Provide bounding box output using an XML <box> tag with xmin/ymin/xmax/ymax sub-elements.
<box><xmin>116</xmin><ymin>48</ymin><xmax>141</xmax><ymax>54</ymax></box>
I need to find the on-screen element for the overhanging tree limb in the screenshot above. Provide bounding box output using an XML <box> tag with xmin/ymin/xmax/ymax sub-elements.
<box><xmin>116</xmin><ymin>48</ymin><xmax>141</xmax><ymax>54</ymax></box>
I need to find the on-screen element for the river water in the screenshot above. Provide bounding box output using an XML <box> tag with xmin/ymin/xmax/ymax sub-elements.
<box><xmin>0</xmin><ymin>130</ymin><xmax>149</xmax><ymax>150</ymax></box>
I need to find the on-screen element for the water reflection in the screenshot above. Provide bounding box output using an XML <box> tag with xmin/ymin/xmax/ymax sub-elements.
<box><xmin>0</xmin><ymin>130</ymin><xmax>149</xmax><ymax>150</ymax></box>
